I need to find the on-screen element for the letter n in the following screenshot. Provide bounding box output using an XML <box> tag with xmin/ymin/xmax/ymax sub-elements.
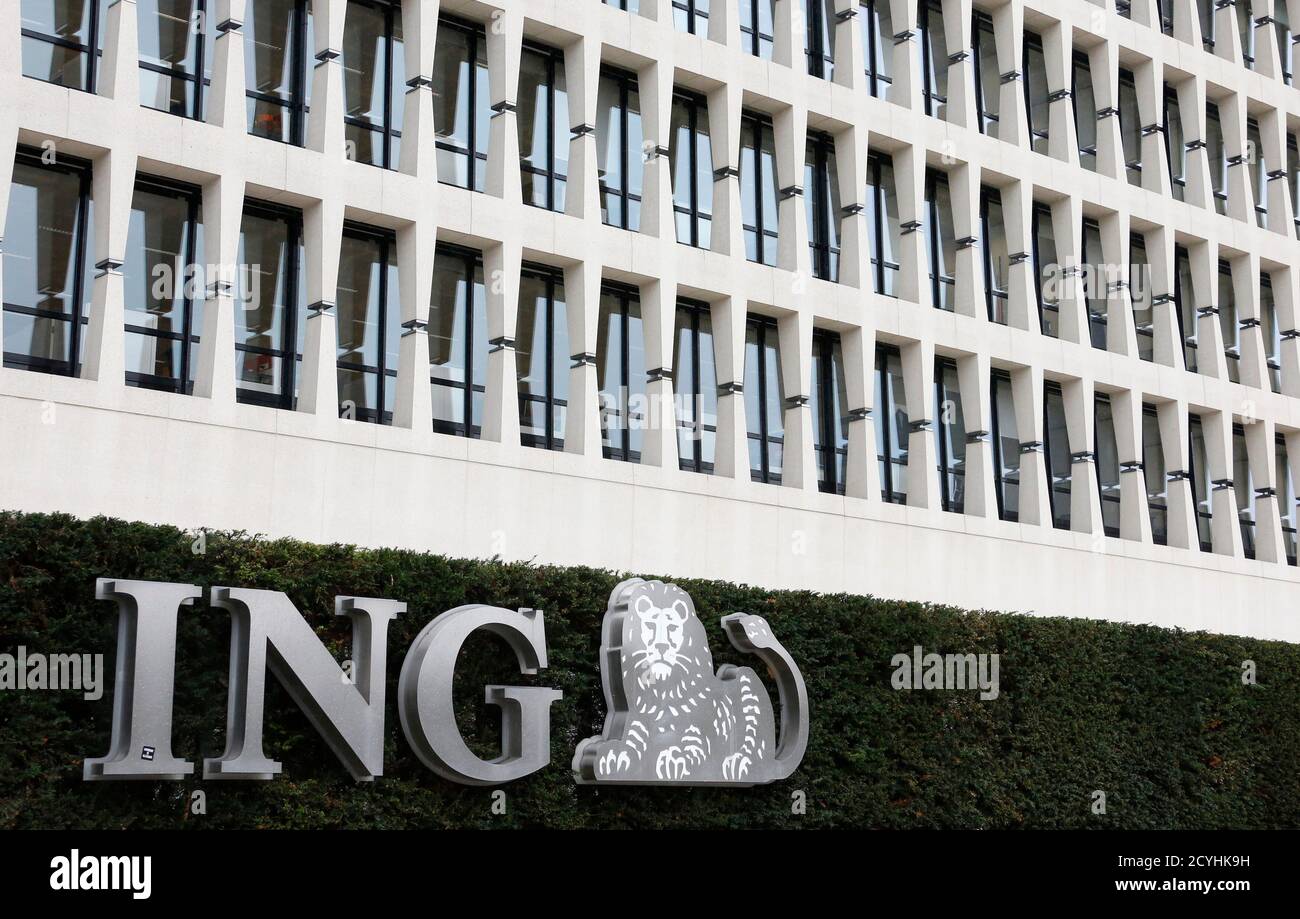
<box><xmin>84</xmin><ymin>579</ymin><xmax>198</xmax><ymax>780</ymax></box>
<box><xmin>204</xmin><ymin>589</ymin><xmax>403</xmax><ymax>781</ymax></box>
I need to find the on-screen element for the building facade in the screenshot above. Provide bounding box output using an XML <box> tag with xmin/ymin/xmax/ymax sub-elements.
<box><xmin>2</xmin><ymin>0</ymin><xmax>1300</xmax><ymax>640</ymax></box>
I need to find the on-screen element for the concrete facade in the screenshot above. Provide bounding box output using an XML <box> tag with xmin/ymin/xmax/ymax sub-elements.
<box><xmin>3</xmin><ymin>0</ymin><xmax>1300</xmax><ymax>641</ymax></box>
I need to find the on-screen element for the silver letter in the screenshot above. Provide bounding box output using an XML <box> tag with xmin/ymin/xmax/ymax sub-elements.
<box><xmin>84</xmin><ymin>579</ymin><xmax>197</xmax><ymax>781</ymax></box>
<box><xmin>204</xmin><ymin>589</ymin><xmax>403</xmax><ymax>781</ymax></box>
<box><xmin>398</xmin><ymin>606</ymin><xmax>562</xmax><ymax>785</ymax></box>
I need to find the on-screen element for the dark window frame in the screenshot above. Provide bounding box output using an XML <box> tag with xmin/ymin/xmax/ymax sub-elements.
<box><xmin>805</xmin><ymin>130</ymin><xmax>839</xmax><ymax>282</ymax></box>
<box><xmin>517</xmin><ymin>262</ymin><xmax>568</xmax><ymax>452</ymax></box>
<box><xmin>598</xmin><ymin>281</ymin><xmax>643</xmax><ymax>463</ymax></box>
<box><xmin>866</xmin><ymin>150</ymin><xmax>900</xmax><ymax>296</ymax></box>
<box><xmin>990</xmin><ymin>368</ymin><xmax>1019</xmax><ymax>522</ymax></box>
<box><xmin>20</xmin><ymin>0</ymin><xmax>106</xmax><ymax>93</ymax></box>
<box><xmin>980</xmin><ymin>184</ymin><xmax>1008</xmax><ymax>324</ymax></box>
<box><xmin>435</xmin><ymin>14</ymin><xmax>488</xmax><ymax>189</ymax></box>
<box><xmin>1043</xmin><ymin>379</ymin><xmax>1072</xmax><ymax>530</ymax></box>
<box><xmin>235</xmin><ymin>199</ymin><xmax>303</xmax><ymax>410</ymax></box>
<box><xmin>812</xmin><ymin>328</ymin><xmax>848</xmax><ymax>495</ymax></box>
<box><xmin>672</xmin><ymin>87</ymin><xmax>712</xmax><ymax>250</ymax></box>
<box><xmin>876</xmin><ymin>342</ymin><xmax>907</xmax><ymax>504</ymax></box>
<box><xmin>138</xmin><ymin>0</ymin><xmax>213</xmax><ymax>121</ymax></box>
<box><xmin>336</xmin><ymin>219</ymin><xmax>398</xmax><ymax>425</ymax></box>
<box><xmin>747</xmin><ymin>314</ymin><xmax>783</xmax><ymax>485</ymax></box>
<box><xmin>741</xmin><ymin>110</ymin><xmax>779</xmax><ymax>266</ymax></box>
<box><xmin>519</xmin><ymin>40</ymin><xmax>568</xmax><ymax>213</ymax></box>
<box><xmin>599</xmin><ymin>64</ymin><xmax>642</xmax><ymax>231</ymax></box>
<box><xmin>1094</xmin><ymin>392</ymin><xmax>1121</xmax><ymax>538</ymax></box>
<box><xmin>919</xmin><ymin>0</ymin><xmax>947</xmax><ymax>119</ymax></box>
<box><xmin>245</xmin><ymin>0</ymin><xmax>312</xmax><ymax>146</ymax></box>
<box><xmin>675</xmin><ymin>297</ymin><xmax>716</xmax><ymax>475</ymax></box>
<box><xmin>861</xmin><ymin>0</ymin><xmax>893</xmax><ymax>98</ymax></box>
<box><xmin>344</xmin><ymin>0</ymin><xmax>404</xmax><ymax>171</ymax></box>
<box><xmin>2</xmin><ymin>145</ymin><xmax>94</xmax><ymax>376</ymax></box>
<box><xmin>125</xmin><ymin>174</ymin><xmax>204</xmax><ymax>395</ymax></box>
<box><xmin>430</xmin><ymin>241</ymin><xmax>486</xmax><ymax>439</ymax></box>
<box><xmin>934</xmin><ymin>356</ymin><xmax>966</xmax><ymax>513</ymax></box>
<box><xmin>972</xmin><ymin>10</ymin><xmax>999</xmax><ymax>136</ymax></box>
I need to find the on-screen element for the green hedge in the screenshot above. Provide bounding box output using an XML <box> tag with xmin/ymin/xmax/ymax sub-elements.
<box><xmin>1</xmin><ymin>510</ymin><xmax>1297</xmax><ymax>829</ymax></box>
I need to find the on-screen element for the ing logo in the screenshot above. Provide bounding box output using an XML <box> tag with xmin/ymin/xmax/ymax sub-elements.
<box><xmin>573</xmin><ymin>578</ymin><xmax>809</xmax><ymax>786</ymax></box>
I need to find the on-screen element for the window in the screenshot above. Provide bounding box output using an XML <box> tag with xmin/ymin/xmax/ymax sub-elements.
<box><xmin>429</xmin><ymin>244</ymin><xmax>488</xmax><ymax>438</ymax></box>
<box><xmin>919</xmin><ymin>0</ymin><xmax>947</xmax><ymax>119</ymax></box>
<box><xmin>1218</xmin><ymin>258</ymin><xmax>1239</xmax><ymax>383</ymax></box>
<box><xmin>2</xmin><ymin>149</ymin><xmax>93</xmax><ymax>375</ymax></box>
<box><xmin>1032</xmin><ymin>202</ymin><xmax>1059</xmax><ymax>337</ymax></box>
<box><xmin>745</xmin><ymin>316</ymin><xmax>784</xmax><ymax>484</ymax></box>
<box><xmin>1095</xmin><ymin>394</ymin><xmax>1120</xmax><ymax>538</ymax></box>
<box><xmin>597</xmin><ymin>67</ymin><xmax>643</xmax><ymax>231</ymax></box>
<box><xmin>805</xmin><ymin>0</ymin><xmax>835</xmax><ymax>80</ymax></box>
<box><xmin>343</xmin><ymin>0</ymin><xmax>405</xmax><ymax>169</ymax></box>
<box><xmin>1247</xmin><ymin>118</ymin><xmax>1266</xmax><ymax>228</ymax></box>
<box><xmin>1118</xmin><ymin>68</ymin><xmax>1141</xmax><ymax>186</ymax></box>
<box><xmin>1277</xmin><ymin>435</ymin><xmax>1297</xmax><ymax>564</ymax></box>
<box><xmin>123</xmin><ymin>177</ymin><xmax>203</xmax><ymax>393</ymax></box>
<box><xmin>1072</xmin><ymin>52</ymin><xmax>1097</xmax><ymax>172</ymax></box>
<box><xmin>336</xmin><ymin>223</ymin><xmax>399</xmax><ymax>423</ymax></box>
<box><xmin>517</xmin><ymin>265</ymin><xmax>569</xmax><ymax>451</ymax></box>
<box><xmin>434</xmin><ymin>16</ymin><xmax>489</xmax><ymax>191</ymax></box>
<box><xmin>1236</xmin><ymin>0</ymin><xmax>1254</xmax><ymax>69</ymax></box>
<box><xmin>674</xmin><ymin>299</ymin><xmax>718</xmax><ymax>474</ymax></box>
<box><xmin>236</xmin><ymin>203</ymin><xmax>305</xmax><ymax>408</ymax></box>
<box><xmin>20</xmin><ymin>0</ymin><xmax>106</xmax><ymax>91</ymax></box>
<box><xmin>1164</xmin><ymin>85</ymin><xmax>1185</xmax><ymax>202</ymax></box>
<box><xmin>861</xmin><ymin>0</ymin><xmax>893</xmax><ymax>98</ymax></box>
<box><xmin>1043</xmin><ymin>381</ymin><xmax>1071</xmax><ymax>530</ymax></box>
<box><xmin>673</xmin><ymin>0</ymin><xmax>710</xmax><ymax>35</ymax></box>
<box><xmin>1188</xmin><ymin>413</ymin><xmax>1213</xmax><ymax>551</ymax></box>
<box><xmin>1024</xmin><ymin>32</ymin><xmax>1050</xmax><ymax>155</ymax></box>
<box><xmin>1130</xmin><ymin>232</ymin><xmax>1153</xmax><ymax>361</ymax></box>
<box><xmin>741</xmin><ymin>111</ymin><xmax>779</xmax><ymax>265</ymax></box>
<box><xmin>981</xmin><ymin>186</ymin><xmax>1009</xmax><ymax>324</ymax></box>
<box><xmin>1174</xmin><ymin>244</ymin><xmax>1197</xmax><ymax>372</ymax></box>
<box><xmin>875</xmin><ymin>344</ymin><xmax>908</xmax><ymax>503</ymax></box>
<box><xmin>1143</xmin><ymin>405</ymin><xmax>1167</xmax><ymax>545</ymax></box>
<box><xmin>1290</xmin><ymin>134</ymin><xmax>1299</xmax><ymax>238</ymax></box>
<box><xmin>671</xmin><ymin>90</ymin><xmax>713</xmax><ymax>249</ymax></box>
<box><xmin>1197</xmin><ymin>0</ymin><xmax>1215</xmax><ymax>51</ymax></box>
<box><xmin>990</xmin><ymin>370</ymin><xmax>1019</xmax><ymax>521</ymax></box>
<box><xmin>811</xmin><ymin>330</ymin><xmax>848</xmax><ymax>494</ymax></box>
<box><xmin>925</xmin><ymin>170</ymin><xmax>956</xmax><ymax>311</ymax></box>
<box><xmin>1081</xmin><ymin>217</ymin><xmax>1106</xmax><ymax>350</ymax></box>
<box><xmin>1233</xmin><ymin>424</ymin><xmax>1255</xmax><ymax>557</ymax></box>
<box><xmin>245</xmin><ymin>0</ymin><xmax>313</xmax><ymax>145</ymax></box>
<box><xmin>935</xmin><ymin>358</ymin><xmax>966</xmax><ymax>513</ymax></box>
<box><xmin>740</xmin><ymin>0</ymin><xmax>775</xmax><ymax>60</ymax></box>
<box><xmin>1261</xmin><ymin>273</ymin><xmax>1281</xmax><ymax>394</ymax></box>
<box><xmin>866</xmin><ymin>151</ymin><xmax>901</xmax><ymax>296</ymax></box>
<box><xmin>605</xmin><ymin>0</ymin><xmax>639</xmax><ymax>9</ymax></box>
<box><xmin>972</xmin><ymin>11</ymin><xmax>999</xmax><ymax>136</ymax></box>
<box><xmin>597</xmin><ymin>284</ymin><xmax>645</xmax><ymax>463</ymax></box>
<box><xmin>1276</xmin><ymin>4</ymin><xmax>1294</xmax><ymax>85</ymax></box>
<box><xmin>1206</xmin><ymin>102</ymin><xmax>1227</xmax><ymax>215</ymax></box>
<box><xmin>805</xmin><ymin>131</ymin><xmax>840</xmax><ymax>282</ymax></box>
<box><xmin>138</xmin><ymin>0</ymin><xmax>214</xmax><ymax>119</ymax></box>
<box><xmin>1157</xmin><ymin>0</ymin><xmax>1174</xmax><ymax>35</ymax></box>
<box><xmin>519</xmin><ymin>43</ymin><xmax>569</xmax><ymax>213</ymax></box>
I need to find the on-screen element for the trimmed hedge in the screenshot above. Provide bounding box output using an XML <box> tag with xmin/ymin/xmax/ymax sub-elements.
<box><xmin>0</xmin><ymin>510</ymin><xmax>1298</xmax><ymax>829</ymax></box>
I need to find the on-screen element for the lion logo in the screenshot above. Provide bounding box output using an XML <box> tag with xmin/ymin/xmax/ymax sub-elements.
<box><xmin>573</xmin><ymin>578</ymin><xmax>809</xmax><ymax>786</ymax></box>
